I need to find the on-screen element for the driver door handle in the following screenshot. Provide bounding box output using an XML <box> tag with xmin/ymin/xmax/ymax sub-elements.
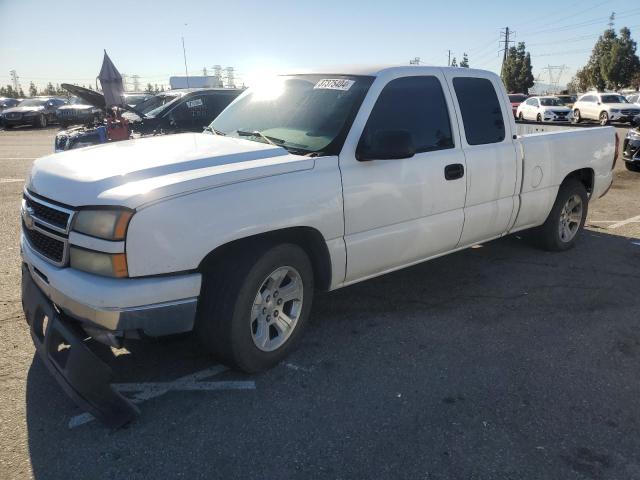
<box><xmin>444</xmin><ymin>163</ymin><xmax>464</xmax><ymax>180</ymax></box>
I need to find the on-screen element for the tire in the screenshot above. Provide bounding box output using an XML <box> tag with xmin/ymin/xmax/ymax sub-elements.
<box><xmin>599</xmin><ymin>111</ymin><xmax>609</xmax><ymax>126</ymax></box>
<box><xmin>518</xmin><ymin>112</ymin><xmax>524</xmax><ymax>121</ymax></box>
<box><xmin>625</xmin><ymin>162</ymin><xmax>640</xmax><ymax>172</ymax></box>
<box><xmin>537</xmin><ymin>113</ymin><xmax>542</xmax><ymax>123</ymax></box>
<box><xmin>35</xmin><ymin>114</ymin><xmax>47</xmax><ymax>128</ymax></box>
<box><xmin>533</xmin><ymin>178</ymin><xmax>588</xmax><ymax>251</ymax></box>
<box><xmin>573</xmin><ymin>109</ymin><xmax>581</xmax><ymax>123</ymax></box>
<box><xmin>196</xmin><ymin>243</ymin><xmax>314</xmax><ymax>372</ymax></box>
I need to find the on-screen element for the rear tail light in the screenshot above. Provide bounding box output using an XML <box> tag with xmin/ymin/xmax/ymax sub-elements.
<box><xmin>613</xmin><ymin>132</ymin><xmax>619</xmax><ymax>170</ymax></box>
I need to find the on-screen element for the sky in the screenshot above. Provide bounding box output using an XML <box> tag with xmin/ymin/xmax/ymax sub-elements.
<box><xmin>1</xmin><ymin>0</ymin><xmax>639</xmax><ymax>92</ymax></box>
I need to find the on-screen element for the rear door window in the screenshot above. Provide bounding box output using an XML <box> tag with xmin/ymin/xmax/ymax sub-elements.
<box><xmin>452</xmin><ymin>77</ymin><xmax>505</xmax><ymax>145</ymax></box>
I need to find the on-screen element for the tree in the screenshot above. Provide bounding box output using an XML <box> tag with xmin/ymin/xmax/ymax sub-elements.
<box><xmin>569</xmin><ymin>25</ymin><xmax>640</xmax><ymax>91</ymax></box>
<box><xmin>28</xmin><ymin>82</ymin><xmax>38</xmax><ymax>97</ymax></box>
<box><xmin>450</xmin><ymin>57</ymin><xmax>458</xmax><ymax>67</ymax></box>
<box><xmin>43</xmin><ymin>82</ymin><xmax>55</xmax><ymax>95</ymax></box>
<box><xmin>460</xmin><ymin>53</ymin><xmax>469</xmax><ymax>68</ymax></box>
<box><xmin>144</xmin><ymin>83</ymin><xmax>154</xmax><ymax>94</ymax></box>
<box><xmin>18</xmin><ymin>88</ymin><xmax>25</xmax><ymax>98</ymax></box>
<box><xmin>3</xmin><ymin>85</ymin><xmax>16</xmax><ymax>98</ymax></box>
<box><xmin>501</xmin><ymin>42</ymin><xmax>535</xmax><ymax>94</ymax></box>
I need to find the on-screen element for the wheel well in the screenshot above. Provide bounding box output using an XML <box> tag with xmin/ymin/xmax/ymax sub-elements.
<box><xmin>198</xmin><ymin>227</ymin><xmax>333</xmax><ymax>291</ymax></box>
<box><xmin>564</xmin><ymin>168</ymin><xmax>594</xmax><ymax>195</ymax></box>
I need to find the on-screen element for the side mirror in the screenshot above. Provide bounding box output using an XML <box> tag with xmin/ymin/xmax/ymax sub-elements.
<box><xmin>356</xmin><ymin>129</ymin><xmax>415</xmax><ymax>161</ymax></box>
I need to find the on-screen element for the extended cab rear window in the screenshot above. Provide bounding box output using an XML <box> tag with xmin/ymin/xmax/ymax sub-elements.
<box><xmin>453</xmin><ymin>77</ymin><xmax>505</xmax><ymax>146</ymax></box>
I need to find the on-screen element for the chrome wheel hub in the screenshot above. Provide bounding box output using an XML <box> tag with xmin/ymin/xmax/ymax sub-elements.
<box><xmin>251</xmin><ymin>266</ymin><xmax>303</xmax><ymax>352</ymax></box>
<box><xmin>558</xmin><ymin>194</ymin><xmax>583</xmax><ymax>243</ymax></box>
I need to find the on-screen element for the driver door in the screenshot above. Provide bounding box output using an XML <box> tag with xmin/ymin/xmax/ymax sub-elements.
<box><xmin>339</xmin><ymin>72</ymin><xmax>467</xmax><ymax>283</ymax></box>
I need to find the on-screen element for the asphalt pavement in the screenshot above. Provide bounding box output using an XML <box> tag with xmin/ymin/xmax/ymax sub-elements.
<box><xmin>1</xmin><ymin>124</ymin><xmax>640</xmax><ymax>479</ymax></box>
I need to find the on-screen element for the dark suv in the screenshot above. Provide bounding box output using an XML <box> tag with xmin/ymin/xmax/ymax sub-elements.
<box><xmin>56</xmin><ymin>96</ymin><xmax>104</xmax><ymax>127</ymax></box>
<box><xmin>1</xmin><ymin>97</ymin><xmax>67</xmax><ymax>128</ymax></box>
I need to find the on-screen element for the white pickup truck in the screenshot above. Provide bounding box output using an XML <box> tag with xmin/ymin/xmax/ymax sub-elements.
<box><xmin>21</xmin><ymin>66</ymin><xmax>616</xmax><ymax>425</ymax></box>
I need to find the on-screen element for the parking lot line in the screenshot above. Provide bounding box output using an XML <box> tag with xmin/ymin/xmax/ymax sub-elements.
<box><xmin>0</xmin><ymin>178</ymin><xmax>25</xmax><ymax>183</ymax></box>
<box><xmin>67</xmin><ymin>364</ymin><xmax>255</xmax><ymax>429</ymax></box>
<box><xmin>607</xmin><ymin>215</ymin><xmax>640</xmax><ymax>229</ymax></box>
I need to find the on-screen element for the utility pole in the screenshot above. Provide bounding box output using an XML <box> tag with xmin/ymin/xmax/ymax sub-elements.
<box><xmin>224</xmin><ymin>67</ymin><xmax>235</xmax><ymax>88</ymax></box>
<box><xmin>9</xmin><ymin>70</ymin><xmax>20</xmax><ymax>92</ymax></box>
<box><xmin>181</xmin><ymin>35</ymin><xmax>190</xmax><ymax>88</ymax></box>
<box><xmin>500</xmin><ymin>27</ymin><xmax>516</xmax><ymax>76</ymax></box>
<box><xmin>447</xmin><ymin>50</ymin><xmax>451</xmax><ymax>67</ymax></box>
<box><xmin>202</xmin><ymin>67</ymin><xmax>208</xmax><ymax>76</ymax></box>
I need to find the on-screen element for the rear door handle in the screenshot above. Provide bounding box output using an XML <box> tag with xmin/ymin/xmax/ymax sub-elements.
<box><xmin>444</xmin><ymin>163</ymin><xmax>464</xmax><ymax>180</ymax></box>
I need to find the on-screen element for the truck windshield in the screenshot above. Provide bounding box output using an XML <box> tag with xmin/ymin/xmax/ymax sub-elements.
<box><xmin>210</xmin><ymin>75</ymin><xmax>373</xmax><ymax>155</ymax></box>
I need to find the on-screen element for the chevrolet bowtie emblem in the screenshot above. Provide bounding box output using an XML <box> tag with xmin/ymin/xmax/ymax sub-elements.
<box><xmin>22</xmin><ymin>206</ymin><xmax>35</xmax><ymax>230</ymax></box>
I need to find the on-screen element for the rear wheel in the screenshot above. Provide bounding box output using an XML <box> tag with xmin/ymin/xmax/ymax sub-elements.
<box><xmin>35</xmin><ymin>114</ymin><xmax>47</xmax><ymax>128</ymax></box>
<box><xmin>518</xmin><ymin>112</ymin><xmax>524</xmax><ymax>121</ymax></box>
<box><xmin>533</xmin><ymin>178</ymin><xmax>588</xmax><ymax>251</ymax></box>
<box><xmin>599</xmin><ymin>111</ymin><xmax>609</xmax><ymax>126</ymax></box>
<box><xmin>536</xmin><ymin>113</ymin><xmax>542</xmax><ymax>123</ymax></box>
<box><xmin>196</xmin><ymin>243</ymin><xmax>314</xmax><ymax>372</ymax></box>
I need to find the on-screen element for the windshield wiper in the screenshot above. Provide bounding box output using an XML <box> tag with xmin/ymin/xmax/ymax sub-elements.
<box><xmin>236</xmin><ymin>129</ymin><xmax>285</xmax><ymax>146</ymax></box>
<box><xmin>203</xmin><ymin>126</ymin><xmax>226</xmax><ymax>136</ymax></box>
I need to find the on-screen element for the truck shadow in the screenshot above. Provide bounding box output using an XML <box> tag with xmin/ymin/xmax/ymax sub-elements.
<box><xmin>25</xmin><ymin>229</ymin><xmax>640</xmax><ymax>479</ymax></box>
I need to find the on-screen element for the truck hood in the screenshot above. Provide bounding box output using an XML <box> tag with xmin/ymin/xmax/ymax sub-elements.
<box><xmin>27</xmin><ymin>133</ymin><xmax>315</xmax><ymax>209</ymax></box>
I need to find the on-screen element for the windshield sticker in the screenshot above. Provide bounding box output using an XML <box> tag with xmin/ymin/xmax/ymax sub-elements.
<box><xmin>186</xmin><ymin>98</ymin><xmax>203</xmax><ymax>108</ymax></box>
<box><xmin>314</xmin><ymin>79</ymin><xmax>355</xmax><ymax>91</ymax></box>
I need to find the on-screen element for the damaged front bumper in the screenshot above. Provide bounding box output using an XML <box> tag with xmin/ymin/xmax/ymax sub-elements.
<box><xmin>21</xmin><ymin>264</ymin><xmax>139</xmax><ymax>428</ymax></box>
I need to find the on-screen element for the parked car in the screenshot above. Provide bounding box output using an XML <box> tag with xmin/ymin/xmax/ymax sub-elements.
<box><xmin>516</xmin><ymin>96</ymin><xmax>572</xmax><ymax>122</ymax></box>
<box><xmin>0</xmin><ymin>97</ymin><xmax>67</xmax><ymax>128</ymax></box>
<box><xmin>623</xmin><ymin>115</ymin><xmax>640</xmax><ymax>172</ymax></box>
<box><xmin>508</xmin><ymin>93</ymin><xmax>528</xmax><ymax>118</ymax></box>
<box><xmin>123</xmin><ymin>92</ymin><xmax>153</xmax><ymax>107</ymax></box>
<box><xmin>54</xmin><ymin>87</ymin><xmax>242</xmax><ymax>151</ymax></box>
<box><xmin>555</xmin><ymin>94</ymin><xmax>577</xmax><ymax>108</ymax></box>
<box><xmin>21</xmin><ymin>66</ymin><xmax>616</xmax><ymax>426</ymax></box>
<box><xmin>572</xmin><ymin>92</ymin><xmax>640</xmax><ymax>125</ymax></box>
<box><xmin>625</xmin><ymin>93</ymin><xmax>639</xmax><ymax>105</ymax></box>
<box><xmin>56</xmin><ymin>96</ymin><xmax>104</xmax><ymax>127</ymax></box>
<box><xmin>0</xmin><ymin>97</ymin><xmax>21</xmax><ymax>114</ymax></box>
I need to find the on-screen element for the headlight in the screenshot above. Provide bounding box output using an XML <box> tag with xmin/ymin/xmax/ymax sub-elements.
<box><xmin>70</xmin><ymin>247</ymin><xmax>128</xmax><ymax>278</ymax></box>
<box><xmin>72</xmin><ymin>209</ymin><xmax>133</xmax><ymax>240</ymax></box>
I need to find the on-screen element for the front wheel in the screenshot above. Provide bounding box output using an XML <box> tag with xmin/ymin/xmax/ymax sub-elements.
<box><xmin>625</xmin><ymin>162</ymin><xmax>640</xmax><ymax>172</ymax></box>
<box><xmin>35</xmin><ymin>114</ymin><xmax>47</xmax><ymax>128</ymax></box>
<box><xmin>573</xmin><ymin>109</ymin><xmax>581</xmax><ymax>123</ymax></box>
<box><xmin>599</xmin><ymin>111</ymin><xmax>609</xmax><ymax>126</ymax></box>
<box><xmin>196</xmin><ymin>243</ymin><xmax>314</xmax><ymax>372</ymax></box>
<box><xmin>533</xmin><ymin>178</ymin><xmax>588</xmax><ymax>251</ymax></box>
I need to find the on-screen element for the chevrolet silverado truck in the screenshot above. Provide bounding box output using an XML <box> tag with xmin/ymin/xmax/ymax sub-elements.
<box><xmin>21</xmin><ymin>66</ymin><xmax>617</xmax><ymax>426</ymax></box>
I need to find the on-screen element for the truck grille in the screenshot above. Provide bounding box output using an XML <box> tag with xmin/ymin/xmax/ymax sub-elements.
<box><xmin>22</xmin><ymin>192</ymin><xmax>74</xmax><ymax>266</ymax></box>
<box><xmin>24</xmin><ymin>195</ymin><xmax>70</xmax><ymax>230</ymax></box>
<box><xmin>23</xmin><ymin>224</ymin><xmax>65</xmax><ymax>263</ymax></box>
<box><xmin>621</xmin><ymin>109</ymin><xmax>640</xmax><ymax>116</ymax></box>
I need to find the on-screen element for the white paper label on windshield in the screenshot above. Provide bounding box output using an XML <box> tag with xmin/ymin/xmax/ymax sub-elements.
<box><xmin>314</xmin><ymin>79</ymin><xmax>355</xmax><ymax>91</ymax></box>
<box><xmin>186</xmin><ymin>98</ymin><xmax>203</xmax><ymax>108</ymax></box>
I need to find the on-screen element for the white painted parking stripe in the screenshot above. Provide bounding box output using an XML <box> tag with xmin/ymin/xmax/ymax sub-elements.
<box><xmin>0</xmin><ymin>178</ymin><xmax>24</xmax><ymax>183</ymax></box>
<box><xmin>608</xmin><ymin>215</ymin><xmax>640</xmax><ymax>229</ymax></box>
<box><xmin>0</xmin><ymin>157</ymin><xmax>36</xmax><ymax>160</ymax></box>
<box><xmin>67</xmin><ymin>364</ymin><xmax>255</xmax><ymax>429</ymax></box>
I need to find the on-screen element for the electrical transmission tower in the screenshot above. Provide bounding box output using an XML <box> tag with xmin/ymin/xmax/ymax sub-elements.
<box><xmin>9</xmin><ymin>70</ymin><xmax>21</xmax><ymax>92</ymax></box>
<box><xmin>499</xmin><ymin>27</ymin><xmax>516</xmax><ymax>76</ymax></box>
<box><xmin>224</xmin><ymin>67</ymin><xmax>235</xmax><ymax>88</ymax></box>
<box><xmin>132</xmin><ymin>75</ymin><xmax>140</xmax><ymax>92</ymax></box>
<box><xmin>544</xmin><ymin>65</ymin><xmax>567</xmax><ymax>93</ymax></box>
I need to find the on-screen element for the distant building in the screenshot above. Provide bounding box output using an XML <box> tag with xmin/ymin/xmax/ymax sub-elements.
<box><xmin>169</xmin><ymin>76</ymin><xmax>223</xmax><ymax>89</ymax></box>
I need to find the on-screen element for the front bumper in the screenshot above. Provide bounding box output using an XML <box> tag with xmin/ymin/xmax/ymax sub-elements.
<box><xmin>22</xmin><ymin>264</ymin><xmax>139</xmax><ymax>427</ymax></box>
<box><xmin>21</xmin><ymin>234</ymin><xmax>201</xmax><ymax>338</ymax></box>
